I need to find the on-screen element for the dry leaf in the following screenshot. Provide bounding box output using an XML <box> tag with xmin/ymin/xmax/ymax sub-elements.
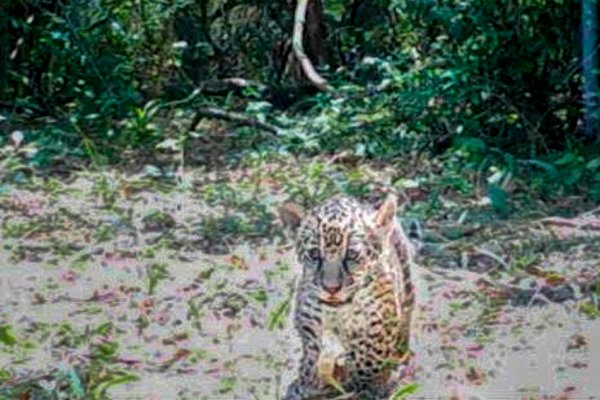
<box><xmin>229</xmin><ymin>254</ymin><xmax>248</xmax><ymax>270</ymax></box>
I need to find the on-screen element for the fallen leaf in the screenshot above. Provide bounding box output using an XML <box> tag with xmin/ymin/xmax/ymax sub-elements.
<box><xmin>465</xmin><ymin>366</ymin><xmax>486</xmax><ymax>385</ymax></box>
<box><xmin>567</xmin><ymin>334</ymin><xmax>588</xmax><ymax>351</ymax></box>
<box><xmin>229</xmin><ymin>254</ymin><xmax>248</xmax><ymax>270</ymax></box>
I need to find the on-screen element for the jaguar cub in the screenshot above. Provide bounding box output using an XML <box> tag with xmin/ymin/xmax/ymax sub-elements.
<box><xmin>280</xmin><ymin>195</ymin><xmax>415</xmax><ymax>399</ymax></box>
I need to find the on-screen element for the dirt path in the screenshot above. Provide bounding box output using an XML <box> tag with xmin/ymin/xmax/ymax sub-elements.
<box><xmin>0</xmin><ymin>163</ymin><xmax>598</xmax><ymax>399</ymax></box>
<box><xmin>411</xmin><ymin>264</ymin><xmax>600</xmax><ymax>399</ymax></box>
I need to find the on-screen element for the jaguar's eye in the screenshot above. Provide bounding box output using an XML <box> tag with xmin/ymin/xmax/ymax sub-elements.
<box><xmin>307</xmin><ymin>248</ymin><xmax>322</xmax><ymax>262</ymax></box>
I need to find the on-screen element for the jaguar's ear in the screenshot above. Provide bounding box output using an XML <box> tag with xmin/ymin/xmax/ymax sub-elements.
<box><xmin>279</xmin><ymin>202</ymin><xmax>305</xmax><ymax>239</ymax></box>
<box><xmin>373</xmin><ymin>194</ymin><xmax>397</xmax><ymax>230</ymax></box>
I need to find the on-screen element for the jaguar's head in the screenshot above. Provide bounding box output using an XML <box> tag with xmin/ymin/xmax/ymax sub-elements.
<box><xmin>279</xmin><ymin>195</ymin><xmax>398</xmax><ymax>305</ymax></box>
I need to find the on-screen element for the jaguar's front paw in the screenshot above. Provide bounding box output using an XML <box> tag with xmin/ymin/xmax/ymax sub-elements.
<box><xmin>285</xmin><ymin>379</ymin><xmax>346</xmax><ymax>400</ymax></box>
<box><xmin>317</xmin><ymin>356</ymin><xmax>342</xmax><ymax>390</ymax></box>
<box><xmin>316</xmin><ymin>353</ymin><xmax>351</xmax><ymax>395</ymax></box>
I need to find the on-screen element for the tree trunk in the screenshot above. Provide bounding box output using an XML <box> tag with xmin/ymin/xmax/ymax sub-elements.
<box><xmin>582</xmin><ymin>0</ymin><xmax>599</xmax><ymax>138</ymax></box>
<box><xmin>304</xmin><ymin>0</ymin><xmax>326</xmax><ymax>66</ymax></box>
<box><xmin>291</xmin><ymin>0</ymin><xmax>331</xmax><ymax>91</ymax></box>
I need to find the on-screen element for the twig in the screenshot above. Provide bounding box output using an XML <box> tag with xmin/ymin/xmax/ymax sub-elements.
<box><xmin>189</xmin><ymin>106</ymin><xmax>281</xmax><ymax>135</ymax></box>
<box><xmin>330</xmin><ymin>394</ymin><xmax>356</xmax><ymax>400</ymax></box>
<box><xmin>160</xmin><ymin>78</ymin><xmax>270</xmax><ymax>110</ymax></box>
<box><xmin>160</xmin><ymin>87</ymin><xmax>205</xmax><ymax>110</ymax></box>
<box><xmin>293</xmin><ymin>0</ymin><xmax>331</xmax><ymax>91</ymax></box>
<box><xmin>223</xmin><ymin>77</ymin><xmax>268</xmax><ymax>94</ymax></box>
<box><xmin>540</xmin><ymin>216</ymin><xmax>600</xmax><ymax>231</ymax></box>
<box><xmin>304</xmin><ymin>392</ymin><xmax>356</xmax><ymax>400</ymax></box>
<box><xmin>473</xmin><ymin>247</ymin><xmax>509</xmax><ymax>270</ymax></box>
<box><xmin>583</xmin><ymin>204</ymin><xmax>600</xmax><ymax>216</ymax></box>
<box><xmin>274</xmin><ymin>372</ymin><xmax>281</xmax><ymax>400</ymax></box>
<box><xmin>526</xmin><ymin>284</ymin><xmax>553</xmax><ymax>308</ymax></box>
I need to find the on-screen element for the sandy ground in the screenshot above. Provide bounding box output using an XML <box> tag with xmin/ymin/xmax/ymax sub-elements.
<box><xmin>0</xmin><ymin>170</ymin><xmax>599</xmax><ymax>399</ymax></box>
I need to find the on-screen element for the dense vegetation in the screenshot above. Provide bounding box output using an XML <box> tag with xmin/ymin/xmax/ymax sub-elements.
<box><xmin>1</xmin><ymin>0</ymin><xmax>599</xmax><ymax>200</ymax></box>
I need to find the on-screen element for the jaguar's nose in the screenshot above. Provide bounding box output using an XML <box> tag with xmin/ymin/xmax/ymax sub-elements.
<box><xmin>323</xmin><ymin>284</ymin><xmax>341</xmax><ymax>295</ymax></box>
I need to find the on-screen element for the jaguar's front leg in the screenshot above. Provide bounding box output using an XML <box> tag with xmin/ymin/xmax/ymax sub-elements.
<box><xmin>285</xmin><ymin>286</ymin><xmax>330</xmax><ymax>399</ymax></box>
<box><xmin>285</xmin><ymin>326</ymin><xmax>322</xmax><ymax>399</ymax></box>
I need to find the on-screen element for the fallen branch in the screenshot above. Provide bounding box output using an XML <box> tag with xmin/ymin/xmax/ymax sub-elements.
<box><xmin>223</xmin><ymin>77</ymin><xmax>268</xmax><ymax>94</ymax></box>
<box><xmin>473</xmin><ymin>246</ymin><xmax>509</xmax><ymax>270</ymax></box>
<box><xmin>293</xmin><ymin>0</ymin><xmax>331</xmax><ymax>92</ymax></box>
<box><xmin>161</xmin><ymin>79</ymin><xmax>269</xmax><ymax>110</ymax></box>
<box><xmin>160</xmin><ymin>87</ymin><xmax>204</xmax><ymax>110</ymax></box>
<box><xmin>189</xmin><ymin>106</ymin><xmax>281</xmax><ymax>135</ymax></box>
<box><xmin>541</xmin><ymin>216</ymin><xmax>600</xmax><ymax>231</ymax></box>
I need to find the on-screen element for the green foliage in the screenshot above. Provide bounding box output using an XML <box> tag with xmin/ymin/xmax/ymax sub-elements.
<box><xmin>267</xmin><ymin>281</ymin><xmax>295</xmax><ymax>330</ymax></box>
<box><xmin>390</xmin><ymin>382</ymin><xmax>420</xmax><ymax>399</ymax></box>
<box><xmin>146</xmin><ymin>262</ymin><xmax>171</xmax><ymax>295</ymax></box>
<box><xmin>487</xmin><ymin>184</ymin><xmax>508</xmax><ymax>217</ymax></box>
<box><xmin>1</xmin><ymin>0</ymin><xmax>597</xmax><ymax>201</ymax></box>
<box><xmin>0</xmin><ymin>319</ymin><xmax>138</xmax><ymax>399</ymax></box>
<box><xmin>0</xmin><ymin>325</ymin><xmax>17</xmax><ymax>347</ymax></box>
<box><xmin>89</xmin><ymin>372</ymin><xmax>139</xmax><ymax>400</ymax></box>
<box><xmin>2</xmin><ymin>0</ymin><xmax>190</xmax><ymax>162</ymax></box>
<box><xmin>285</xmin><ymin>0</ymin><xmax>595</xmax><ymax>201</ymax></box>
<box><xmin>578</xmin><ymin>301</ymin><xmax>600</xmax><ymax>319</ymax></box>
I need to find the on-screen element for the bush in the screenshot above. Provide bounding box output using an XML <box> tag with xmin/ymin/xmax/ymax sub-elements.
<box><xmin>0</xmin><ymin>0</ymin><xmax>597</xmax><ymax>201</ymax></box>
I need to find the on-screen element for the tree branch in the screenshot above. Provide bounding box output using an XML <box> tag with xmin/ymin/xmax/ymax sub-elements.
<box><xmin>292</xmin><ymin>0</ymin><xmax>331</xmax><ymax>91</ymax></box>
<box><xmin>222</xmin><ymin>77</ymin><xmax>269</xmax><ymax>95</ymax></box>
<box><xmin>189</xmin><ymin>106</ymin><xmax>281</xmax><ymax>135</ymax></box>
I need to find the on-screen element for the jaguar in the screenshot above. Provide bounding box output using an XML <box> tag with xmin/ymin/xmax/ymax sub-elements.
<box><xmin>279</xmin><ymin>195</ymin><xmax>416</xmax><ymax>399</ymax></box>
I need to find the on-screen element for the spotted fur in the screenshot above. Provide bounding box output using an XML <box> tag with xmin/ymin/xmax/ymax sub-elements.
<box><xmin>280</xmin><ymin>195</ymin><xmax>415</xmax><ymax>399</ymax></box>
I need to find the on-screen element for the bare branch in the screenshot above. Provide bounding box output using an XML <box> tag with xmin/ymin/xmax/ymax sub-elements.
<box><xmin>222</xmin><ymin>77</ymin><xmax>269</xmax><ymax>94</ymax></box>
<box><xmin>292</xmin><ymin>0</ymin><xmax>331</xmax><ymax>91</ymax></box>
<box><xmin>189</xmin><ymin>106</ymin><xmax>281</xmax><ymax>135</ymax></box>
